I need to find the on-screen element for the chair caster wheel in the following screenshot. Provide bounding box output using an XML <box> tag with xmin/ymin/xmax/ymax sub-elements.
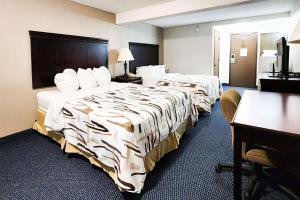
<box><xmin>243</xmin><ymin>191</ymin><xmax>250</xmax><ymax>200</ymax></box>
<box><xmin>215</xmin><ymin>164</ymin><xmax>222</xmax><ymax>173</ymax></box>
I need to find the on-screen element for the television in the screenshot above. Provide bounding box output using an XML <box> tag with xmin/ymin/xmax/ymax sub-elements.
<box><xmin>276</xmin><ymin>37</ymin><xmax>290</xmax><ymax>77</ymax></box>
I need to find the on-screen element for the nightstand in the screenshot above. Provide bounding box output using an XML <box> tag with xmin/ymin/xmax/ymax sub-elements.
<box><xmin>112</xmin><ymin>76</ymin><xmax>143</xmax><ymax>85</ymax></box>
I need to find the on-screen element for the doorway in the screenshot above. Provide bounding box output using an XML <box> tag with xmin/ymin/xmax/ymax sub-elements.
<box><xmin>230</xmin><ymin>33</ymin><xmax>257</xmax><ymax>88</ymax></box>
<box><xmin>213</xmin><ymin>30</ymin><xmax>220</xmax><ymax>76</ymax></box>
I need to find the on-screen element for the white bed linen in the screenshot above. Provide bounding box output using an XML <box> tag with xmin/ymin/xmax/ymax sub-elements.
<box><xmin>43</xmin><ymin>82</ymin><xmax>129</xmax><ymax>131</ymax></box>
<box><xmin>36</xmin><ymin>90</ymin><xmax>61</xmax><ymax>112</ymax></box>
<box><xmin>140</xmin><ymin>73</ymin><xmax>221</xmax><ymax>103</ymax></box>
<box><xmin>165</xmin><ymin>73</ymin><xmax>221</xmax><ymax>102</ymax></box>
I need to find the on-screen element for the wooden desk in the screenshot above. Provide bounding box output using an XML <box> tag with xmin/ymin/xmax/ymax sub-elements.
<box><xmin>231</xmin><ymin>90</ymin><xmax>300</xmax><ymax>200</ymax></box>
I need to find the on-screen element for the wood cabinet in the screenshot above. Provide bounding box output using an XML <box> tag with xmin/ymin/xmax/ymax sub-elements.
<box><xmin>259</xmin><ymin>73</ymin><xmax>300</xmax><ymax>94</ymax></box>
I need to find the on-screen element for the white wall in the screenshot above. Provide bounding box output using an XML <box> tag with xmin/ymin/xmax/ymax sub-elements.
<box><xmin>289</xmin><ymin>0</ymin><xmax>300</xmax><ymax>72</ymax></box>
<box><xmin>163</xmin><ymin>23</ymin><xmax>213</xmax><ymax>75</ymax></box>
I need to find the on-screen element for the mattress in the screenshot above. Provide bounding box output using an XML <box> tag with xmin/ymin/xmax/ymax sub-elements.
<box><xmin>36</xmin><ymin>82</ymin><xmax>130</xmax><ymax>112</ymax></box>
<box><xmin>36</xmin><ymin>90</ymin><xmax>61</xmax><ymax>111</ymax></box>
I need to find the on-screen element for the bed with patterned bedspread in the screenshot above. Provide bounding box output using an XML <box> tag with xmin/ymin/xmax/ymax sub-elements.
<box><xmin>156</xmin><ymin>73</ymin><xmax>221</xmax><ymax>113</ymax></box>
<box><xmin>38</xmin><ymin>84</ymin><xmax>199</xmax><ymax>193</ymax></box>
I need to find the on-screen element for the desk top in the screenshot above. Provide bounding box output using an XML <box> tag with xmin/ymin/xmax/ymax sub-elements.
<box><xmin>232</xmin><ymin>90</ymin><xmax>300</xmax><ymax>137</ymax></box>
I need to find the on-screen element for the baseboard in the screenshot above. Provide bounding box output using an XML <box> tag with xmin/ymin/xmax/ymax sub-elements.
<box><xmin>221</xmin><ymin>83</ymin><xmax>230</xmax><ymax>86</ymax></box>
<box><xmin>0</xmin><ymin>129</ymin><xmax>33</xmax><ymax>144</ymax></box>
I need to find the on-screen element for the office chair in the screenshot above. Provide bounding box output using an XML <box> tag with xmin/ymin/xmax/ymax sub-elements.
<box><xmin>215</xmin><ymin>89</ymin><xmax>300</xmax><ymax>200</ymax></box>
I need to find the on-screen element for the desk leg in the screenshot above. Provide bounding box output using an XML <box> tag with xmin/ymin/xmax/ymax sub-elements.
<box><xmin>233</xmin><ymin>128</ymin><xmax>242</xmax><ymax>200</ymax></box>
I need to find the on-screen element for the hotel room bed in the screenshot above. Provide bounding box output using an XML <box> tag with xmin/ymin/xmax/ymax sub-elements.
<box><xmin>143</xmin><ymin>72</ymin><xmax>221</xmax><ymax>112</ymax></box>
<box><xmin>129</xmin><ymin>42</ymin><xmax>222</xmax><ymax>113</ymax></box>
<box><xmin>30</xmin><ymin>32</ymin><xmax>208</xmax><ymax>194</ymax></box>
<box><xmin>157</xmin><ymin>73</ymin><xmax>221</xmax><ymax>104</ymax></box>
<box><xmin>34</xmin><ymin>82</ymin><xmax>198</xmax><ymax>193</ymax></box>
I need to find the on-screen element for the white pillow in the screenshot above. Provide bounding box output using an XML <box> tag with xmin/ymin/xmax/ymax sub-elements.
<box><xmin>77</xmin><ymin>68</ymin><xmax>98</xmax><ymax>89</ymax></box>
<box><xmin>136</xmin><ymin>65</ymin><xmax>165</xmax><ymax>78</ymax></box>
<box><xmin>136</xmin><ymin>66</ymin><xmax>154</xmax><ymax>77</ymax></box>
<box><xmin>93</xmin><ymin>66</ymin><xmax>111</xmax><ymax>86</ymax></box>
<box><xmin>150</xmin><ymin>65</ymin><xmax>166</xmax><ymax>76</ymax></box>
<box><xmin>136</xmin><ymin>66</ymin><xmax>158</xmax><ymax>86</ymax></box>
<box><xmin>63</xmin><ymin>68</ymin><xmax>77</xmax><ymax>77</ymax></box>
<box><xmin>54</xmin><ymin>73</ymin><xmax>79</xmax><ymax>93</ymax></box>
<box><xmin>158</xmin><ymin>65</ymin><xmax>166</xmax><ymax>76</ymax></box>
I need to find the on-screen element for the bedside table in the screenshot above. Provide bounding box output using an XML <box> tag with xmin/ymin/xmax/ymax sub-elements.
<box><xmin>112</xmin><ymin>76</ymin><xmax>143</xmax><ymax>85</ymax></box>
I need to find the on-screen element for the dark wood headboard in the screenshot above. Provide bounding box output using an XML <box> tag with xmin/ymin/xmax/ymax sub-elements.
<box><xmin>129</xmin><ymin>42</ymin><xmax>159</xmax><ymax>74</ymax></box>
<box><xmin>30</xmin><ymin>31</ymin><xmax>108</xmax><ymax>89</ymax></box>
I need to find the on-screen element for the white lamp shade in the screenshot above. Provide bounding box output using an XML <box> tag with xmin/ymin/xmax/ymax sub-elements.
<box><xmin>117</xmin><ymin>48</ymin><xmax>134</xmax><ymax>62</ymax></box>
<box><xmin>289</xmin><ymin>20</ymin><xmax>300</xmax><ymax>43</ymax></box>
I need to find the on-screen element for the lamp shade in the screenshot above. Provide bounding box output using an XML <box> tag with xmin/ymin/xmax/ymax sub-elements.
<box><xmin>117</xmin><ymin>48</ymin><xmax>134</xmax><ymax>62</ymax></box>
<box><xmin>289</xmin><ymin>20</ymin><xmax>300</xmax><ymax>43</ymax></box>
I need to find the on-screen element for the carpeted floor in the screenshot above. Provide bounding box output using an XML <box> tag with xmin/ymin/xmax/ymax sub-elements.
<box><xmin>0</xmin><ymin>87</ymin><xmax>290</xmax><ymax>200</ymax></box>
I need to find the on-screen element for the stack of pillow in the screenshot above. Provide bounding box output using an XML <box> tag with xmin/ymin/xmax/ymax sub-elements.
<box><xmin>136</xmin><ymin>65</ymin><xmax>166</xmax><ymax>86</ymax></box>
<box><xmin>136</xmin><ymin>65</ymin><xmax>166</xmax><ymax>78</ymax></box>
<box><xmin>54</xmin><ymin>66</ymin><xmax>111</xmax><ymax>93</ymax></box>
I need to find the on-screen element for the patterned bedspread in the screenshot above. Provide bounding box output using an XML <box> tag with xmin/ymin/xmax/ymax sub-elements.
<box><xmin>56</xmin><ymin>85</ymin><xmax>198</xmax><ymax>193</ymax></box>
<box><xmin>156</xmin><ymin>73</ymin><xmax>221</xmax><ymax>112</ymax></box>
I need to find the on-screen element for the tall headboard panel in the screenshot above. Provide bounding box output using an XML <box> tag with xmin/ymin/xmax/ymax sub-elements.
<box><xmin>30</xmin><ymin>31</ymin><xmax>108</xmax><ymax>89</ymax></box>
<box><xmin>129</xmin><ymin>42</ymin><xmax>159</xmax><ymax>74</ymax></box>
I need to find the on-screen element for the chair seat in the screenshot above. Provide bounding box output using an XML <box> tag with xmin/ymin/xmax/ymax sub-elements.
<box><xmin>245</xmin><ymin>149</ymin><xmax>282</xmax><ymax>168</ymax></box>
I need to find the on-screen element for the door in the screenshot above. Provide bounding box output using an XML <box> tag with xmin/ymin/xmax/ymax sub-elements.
<box><xmin>230</xmin><ymin>33</ymin><xmax>257</xmax><ymax>88</ymax></box>
<box><xmin>213</xmin><ymin>30</ymin><xmax>220</xmax><ymax>76</ymax></box>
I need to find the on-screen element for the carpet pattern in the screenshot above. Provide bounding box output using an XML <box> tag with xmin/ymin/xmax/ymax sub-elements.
<box><xmin>0</xmin><ymin>87</ymin><xmax>291</xmax><ymax>200</ymax></box>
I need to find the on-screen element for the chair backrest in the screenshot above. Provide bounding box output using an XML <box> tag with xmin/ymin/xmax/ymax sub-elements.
<box><xmin>220</xmin><ymin>89</ymin><xmax>241</xmax><ymax>148</ymax></box>
<box><xmin>220</xmin><ymin>89</ymin><xmax>241</xmax><ymax>124</ymax></box>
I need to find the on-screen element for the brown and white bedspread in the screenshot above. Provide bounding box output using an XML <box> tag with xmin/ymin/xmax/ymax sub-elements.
<box><xmin>156</xmin><ymin>74</ymin><xmax>221</xmax><ymax>112</ymax></box>
<box><xmin>45</xmin><ymin>84</ymin><xmax>198</xmax><ymax>193</ymax></box>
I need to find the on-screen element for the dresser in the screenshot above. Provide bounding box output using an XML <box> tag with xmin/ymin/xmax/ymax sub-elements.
<box><xmin>259</xmin><ymin>73</ymin><xmax>300</xmax><ymax>94</ymax></box>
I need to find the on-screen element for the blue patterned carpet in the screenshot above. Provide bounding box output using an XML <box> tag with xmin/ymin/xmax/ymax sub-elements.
<box><xmin>0</xmin><ymin>87</ymin><xmax>290</xmax><ymax>200</ymax></box>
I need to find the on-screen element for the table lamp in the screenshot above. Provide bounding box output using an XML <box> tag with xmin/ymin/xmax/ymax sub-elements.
<box><xmin>117</xmin><ymin>48</ymin><xmax>134</xmax><ymax>78</ymax></box>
